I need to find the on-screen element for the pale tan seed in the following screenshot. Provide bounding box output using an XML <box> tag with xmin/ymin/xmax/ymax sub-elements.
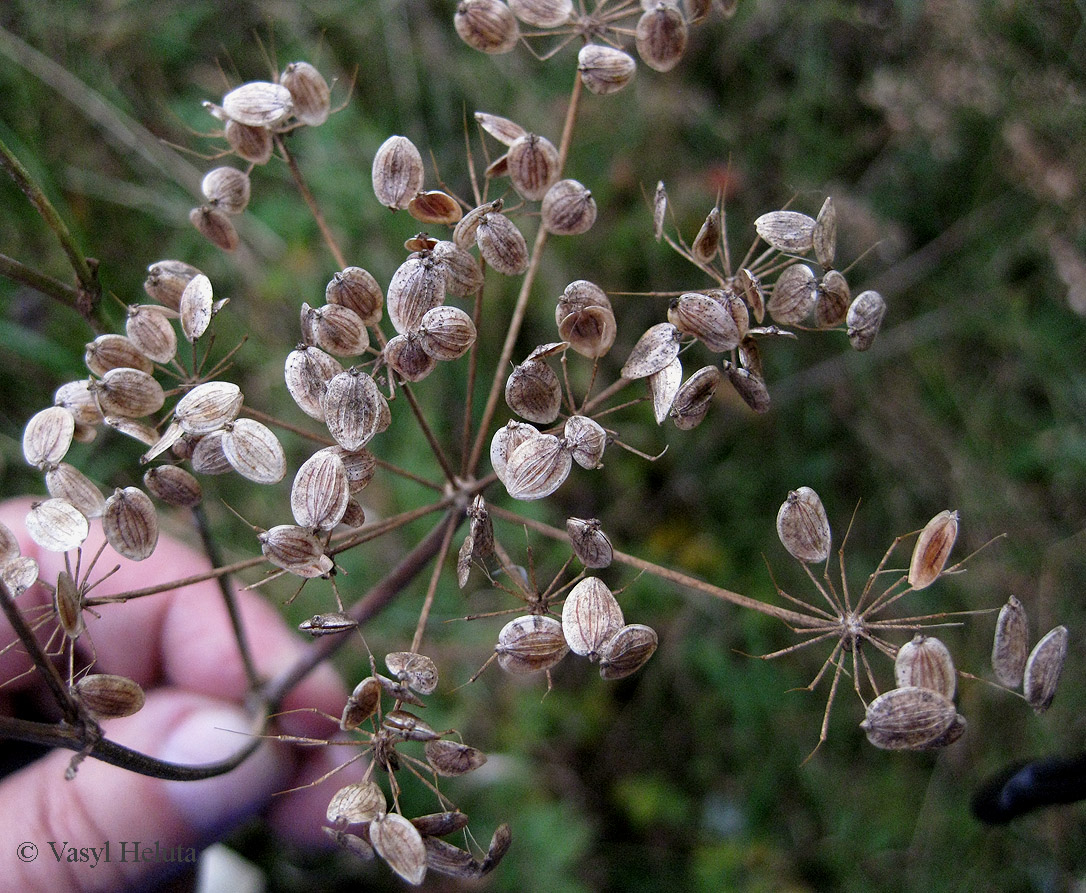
<box><xmin>507</xmin><ymin>133</ymin><xmax>560</xmax><ymax>201</ymax></box>
<box><xmin>372</xmin><ymin>135</ymin><xmax>425</xmax><ymax>211</ymax></box>
<box><xmin>384</xmin><ymin>333</ymin><xmax>437</xmax><ymax>382</ymax></box>
<box><xmin>563</xmin><ymin>576</ymin><xmax>625</xmax><ymax>660</ymax></box>
<box><xmin>653</xmin><ymin>181</ymin><xmax>668</xmax><ymax>242</ymax></box>
<box><xmin>505</xmin><ymin>358</ymin><xmax>562</xmax><ymax>424</ymax></box>
<box><xmin>636</xmin><ymin>2</ymin><xmax>688</xmax><ymax>72</ymax></box>
<box><xmin>371</xmin><ymin>812</ymin><xmax>427</xmax><ymax>886</ymax></box>
<box><xmin>200</xmin><ymin>166</ymin><xmax>251</xmax><ymax>214</ymax></box>
<box><xmin>708</xmin><ymin>287</ymin><xmax>750</xmax><ymax>340</ymax></box>
<box><xmin>412</xmin><ymin>812</ymin><xmax>470</xmax><ymax>838</ymax></box>
<box><xmin>476</xmin><ymin>212</ymin><xmax>529</xmax><ymax>275</ymax></box>
<box><xmin>474</xmin><ymin>111</ymin><xmax>527</xmax><ymax>145</ymax></box>
<box><xmin>302</xmin><ymin>303</ymin><xmax>370</xmax><ymax>356</ymax></box>
<box><xmin>280</xmin><ymin>62</ymin><xmax>330</xmax><ymax>127</ymax></box>
<box><xmin>776</xmin><ymin>486</ymin><xmax>831</xmax><ymax>563</ymax></box>
<box><xmin>992</xmin><ymin>595</ymin><xmax>1029</xmax><ymax>688</ymax></box>
<box><xmin>54</xmin><ymin>379</ymin><xmax>103</xmax><ymax>427</ymax></box>
<box><xmin>190</xmin><ymin>430</ymin><xmax>233</xmax><ymax>474</ymax></box>
<box><xmin>847</xmin><ymin>290</ymin><xmax>887</xmax><ymax>351</ymax></box>
<box><xmin>103</xmin><ymin>415</ymin><xmax>158</xmax><ymax>446</ymax></box>
<box><xmin>45</xmin><ymin>463</ymin><xmax>105</xmax><ymax>519</ymax></box>
<box><xmin>478</xmin><ymin>824</ymin><xmax>513</xmax><ymax>876</ymax></box>
<box><xmin>671</xmin><ymin>365</ymin><xmax>723</xmax><ymax>429</ymax></box>
<box><xmin>667</xmin><ymin>293</ymin><xmax>740</xmax><ymax>352</ymax></box>
<box><xmin>754</xmin><ymin>210</ymin><xmax>817</xmax><ymax>253</ymax></box>
<box><xmin>455</xmin><ymin>0</ymin><xmax>520</xmax><ymax>54</ymax></box>
<box><xmin>496</xmin><ymin>614</ymin><xmax>569</xmax><ymax>675</ymax></box>
<box><xmin>814</xmin><ymin>269</ymin><xmax>851</xmax><ymax>328</ymax></box>
<box><xmin>557</xmin><ymin>279</ymin><xmax>611</xmax><ymax>319</ymax></box>
<box><xmin>143</xmin><ymin>465</ymin><xmax>203</xmax><ymax>508</ymax></box>
<box><xmin>813</xmin><ymin>196</ymin><xmax>837</xmax><ymax>269</ymax></box>
<box><xmin>125</xmin><ymin>305</ymin><xmax>177</xmax><ymax>364</ymax></box>
<box><xmin>23</xmin><ymin>406</ymin><xmax>76</xmax><ymax>469</ymax></box>
<box><xmin>317</xmin><ymin>445</ymin><xmax>377</xmax><ymax>493</ymax></box>
<box><xmin>383</xmin><ymin>709</ymin><xmax>440</xmax><ymax>742</ymax></box>
<box><xmin>490</xmin><ymin>420</ymin><xmax>539</xmax><ymax>484</ymax></box>
<box><xmin>221</xmin><ymin>418</ymin><xmax>286</xmax><ymax>484</ymax></box>
<box><xmin>291</xmin><ymin>450</ymin><xmax>350</xmax><ymax>531</ymax></box>
<box><xmin>143</xmin><ymin>421</ymin><xmax>185</xmax><ymax>467</ymax></box>
<box><xmin>224</xmin><ymin>118</ymin><xmax>274</xmax><ymax>165</ymax></box>
<box><xmin>223</xmin><ymin>81</ymin><xmax>293</xmax><ymax>128</ymax></box>
<box><xmin>327</xmin><ymin>780</ymin><xmax>386</xmax><ymax>825</ymax></box>
<box><xmin>175</xmin><ymin>381</ymin><xmax>243</xmax><ymax>435</ymax></box>
<box><xmin>260</xmin><ymin>524</ymin><xmax>332</xmax><ymax>577</ymax></box>
<box><xmin>649</xmin><ymin>356</ymin><xmax>683</xmax><ymax>424</ymax></box>
<box><xmin>566</xmin><ymin>517</ymin><xmax>613</xmax><ymax>568</ymax></box>
<box><xmin>735</xmin><ymin>268</ymin><xmax>766</xmax><ymax>323</ymax></box>
<box><xmin>298</xmin><ymin>611</ymin><xmax>357</xmax><ymax>636</ymax></box>
<box><xmin>74</xmin><ymin>673</ymin><xmax>146</xmax><ymax>719</ymax></box>
<box><xmin>0</xmin><ymin>522</ymin><xmax>19</xmax><ymax>565</ymax></box>
<box><xmin>92</xmin><ymin>368</ymin><xmax>165</xmax><ymax>419</ymax></box>
<box><xmin>340</xmin><ymin>676</ymin><xmax>382</xmax><ymax>730</ymax></box>
<box><xmin>908</xmin><ymin>509</ymin><xmax>958</xmax><ymax>590</ymax></box>
<box><xmin>861</xmin><ymin>686</ymin><xmax>957</xmax><ymax>751</ymax></box>
<box><xmin>432</xmin><ymin>241</ymin><xmax>484</xmax><ymax>297</ymax></box>
<box><xmin>1023</xmin><ymin>626</ymin><xmax>1068</xmax><ymax>713</ymax></box>
<box><xmin>724</xmin><ymin>360</ymin><xmax>770</xmax><ymax>413</ymax></box>
<box><xmin>578</xmin><ymin>44</ymin><xmax>636</xmax><ymax>95</ymax></box>
<box><xmin>504</xmin><ymin>433</ymin><xmax>572</xmax><ymax>500</ymax></box>
<box><xmin>558</xmin><ymin>305</ymin><xmax>616</xmax><ymax>358</ymax></box>
<box><xmin>894</xmin><ymin>634</ymin><xmax>957</xmax><ymax>700</ymax></box>
<box><xmin>54</xmin><ymin>569</ymin><xmax>84</xmax><ymax>637</ymax></box>
<box><xmin>84</xmin><ymin>334</ymin><xmax>153</xmax><ymax>377</ymax></box>
<box><xmin>386</xmin><ymin>652</ymin><xmax>439</xmax><ymax>694</ymax></box>
<box><xmin>189</xmin><ymin>205</ymin><xmax>239</xmax><ymax>252</ymax></box>
<box><xmin>102</xmin><ymin>487</ymin><xmax>159</xmax><ymax>561</ymax></box>
<box><xmin>144</xmin><ymin>260</ymin><xmax>200</xmax><ymax>311</ymax></box>
<box><xmin>323</xmin><ymin>368</ymin><xmax>388</xmax><ymax>449</ymax></box>
<box><xmin>452</xmin><ymin>199</ymin><xmax>502</xmax><ymax>250</ymax></box>
<box><xmin>767</xmin><ymin>263</ymin><xmax>817</xmax><ymax>325</ymax></box>
<box><xmin>541</xmin><ymin>178</ymin><xmax>597</xmax><ymax>235</ymax></box>
<box><xmin>425</xmin><ymin>739</ymin><xmax>487</xmax><ymax>777</ymax></box>
<box><xmin>621</xmin><ymin>322</ymin><xmax>683</xmax><ymax>380</ymax></box>
<box><xmin>564</xmin><ymin>415</ymin><xmax>607</xmax><ymax>469</ymax></box>
<box><xmin>508</xmin><ymin>0</ymin><xmax>572</xmax><ymax>27</ymax></box>
<box><xmin>179</xmin><ymin>273</ymin><xmax>215</xmax><ymax>342</ymax></box>
<box><xmin>418</xmin><ymin>306</ymin><xmax>477</xmax><ymax>360</ymax></box>
<box><xmin>1</xmin><ymin>556</ymin><xmax>39</xmax><ymax>597</ymax></box>
<box><xmin>691</xmin><ymin>206</ymin><xmax>720</xmax><ymax>263</ymax></box>
<box><xmin>469</xmin><ymin>494</ymin><xmax>494</xmax><ymax>557</ymax></box>
<box><xmin>327</xmin><ymin>267</ymin><xmax>384</xmax><ymax>326</ymax></box>
<box><xmin>387</xmin><ymin>253</ymin><xmax>446</xmax><ymax>335</ymax></box>
<box><xmin>285</xmin><ymin>346</ymin><xmax>344</xmax><ymax>420</ymax></box>
<box><xmin>325</xmin><ymin>829</ymin><xmax>375</xmax><ymax>861</ymax></box>
<box><xmin>599</xmin><ymin>623</ymin><xmax>658</xmax><ymax>680</ymax></box>
<box><xmin>407</xmin><ymin>190</ymin><xmax>463</xmax><ymax>225</ymax></box>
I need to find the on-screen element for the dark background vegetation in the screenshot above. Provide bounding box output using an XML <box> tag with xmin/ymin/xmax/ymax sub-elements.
<box><xmin>1</xmin><ymin>0</ymin><xmax>1085</xmax><ymax>890</ymax></box>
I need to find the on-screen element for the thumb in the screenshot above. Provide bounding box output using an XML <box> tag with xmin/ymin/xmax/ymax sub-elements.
<box><xmin>0</xmin><ymin>690</ymin><xmax>290</xmax><ymax>893</ymax></box>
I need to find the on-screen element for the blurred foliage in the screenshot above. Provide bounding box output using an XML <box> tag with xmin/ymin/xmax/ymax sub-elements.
<box><xmin>1</xmin><ymin>0</ymin><xmax>1086</xmax><ymax>890</ymax></box>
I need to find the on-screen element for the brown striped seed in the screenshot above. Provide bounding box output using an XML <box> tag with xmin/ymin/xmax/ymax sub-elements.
<box><xmin>455</xmin><ymin>0</ymin><xmax>520</xmax><ymax>53</ymax></box>
<box><xmin>894</xmin><ymin>634</ymin><xmax>956</xmax><ymax>700</ymax></box>
<box><xmin>767</xmin><ymin>263</ymin><xmax>817</xmax><ymax>325</ymax></box>
<box><xmin>327</xmin><ymin>780</ymin><xmax>386</xmax><ymax>825</ymax></box>
<box><xmin>578</xmin><ymin>44</ymin><xmax>636</xmax><ymax>95</ymax></box>
<box><xmin>599</xmin><ymin>623</ymin><xmax>658</xmax><ymax>680</ymax></box>
<box><xmin>425</xmin><ymin>739</ymin><xmax>488</xmax><ymax>777</ymax></box>
<box><xmin>503</xmin><ymin>433</ymin><xmax>572</xmax><ymax>500</ymax></box>
<box><xmin>508</xmin><ymin>0</ymin><xmax>571</xmax><ymax>27</ymax></box>
<box><xmin>496</xmin><ymin>614</ymin><xmax>569</xmax><ymax>674</ymax></box>
<box><xmin>370</xmin><ymin>812</ymin><xmax>427</xmax><ymax>886</ymax></box>
<box><xmin>144</xmin><ymin>259</ymin><xmax>201</xmax><ymax>311</ymax></box>
<box><xmin>563</xmin><ymin>577</ymin><xmax>625</xmax><ymax>660</ymax></box>
<box><xmin>280</xmin><ymin>62</ymin><xmax>330</xmax><ymax>127</ymax></box>
<box><xmin>45</xmin><ymin>463</ymin><xmax>105</xmax><ymax>519</ymax></box>
<box><xmin>327</xmin><ymin>267</ymin><xmax>384</xmax><ymax>326</ymax></box>
<box><xmin>291</xmin><ymin>449</ymin><xmax>350</xmax><ymax>531</ymax></box>
<box><xmin>385</xmin><ymin>651</ymin><xmax>439</xmax><ymax>695</ymax></box>
<box><xmin>84</xmin><ymin>334</ymin><xmax>153</xmax><ymax>377</ymax></box>
<box><xmin>755</xmin><ymin>210</ymin><xmax>816</xmax><ymax>254</ymax></box>
<box><xmin>74</xmin><ymin>673</ymin><xmax>146</xmax><ymax>719</ymax></box>
<box><xmin>846</xmin><ymin>290</ymin><xmax>886</xmax><ymax>351</ymax></box>
<box><xmin>635</xmin><ymin>2</ymin><xmax>688</xmax><ymax>73</ymax></box>
<box><xmin>200</xmin><ymin>166</ymin><xmax>251</xmax><ymax>214</ymax></box>
<box><xmin>143</xmin><ymin>465</ymin><xmax>203</xmax><ymax>508</ymax></box>
<box><xmin>285</xmin><ymin>345</ymin><xmax>344</xmax><ymax>421</ymax></box>
<box><xmin>175</xmin><ymin>381</ymin><xmax>243</xmax><ymax>435</ymax></box>
<box><xmin>541</xmin><ymin>179</ymin><xmax>597</xmax><ymax>235</ymax></box>
<box><xmin>189</xmin><ymin>205</ymin><xmax>240</xmax><ymax>252</ymax></box>
<box><xmin>102</xmin><ymin>486</ymin><xmax>159</xmax><ymax>561</ymax></box>
<box><xmin>1023</xmin><ymin>626</ymin><xmax>1069</xmax><ymax>713</ymax></box>
<box><xmin>23</xmin><ymin>406</ymin><xmax>76</xmax><ymax>469</ymax></box>
<box><xmin>125</xmin><ymin>305</ymin><xmax>177</xmax><ymax>364</ymax></box>
<box><xmin>221</xmin><ymin>418</ymin><xmax>287</xmax><ymax>484</ymax></box>
<box><xmin>860</xmin><ymin>686</ymin><xmax>958</xmax><ymax>751</ymax></box>
<box><xmin>566</xmin><ymin>517</ymin><xmax>613</xmax><ymax>568</ymax></box>
<box><xmin>621</xmin><ymin>322</ymin><xmax>683</xmax><ymax>379</ymax></box>
<box><xmin>991</xmin><ymin>595</ymin><xmax>1029</xmax><ymax>688</ymax></box>
<box><xmin>372</xmin><ymin>135</ymin><xmax>425</xmax><ymax>211</ymax></box>
<box><xmin>907</xmin><ymin>509</ymin><xmax>958</xmax><ymax>590</ymax></box>
<box><xmin>222</xmin><ymin>81</ymin><xmax>293</xmax><ymax>128</ymax></box>
<box><xmin>776</xmin><ymin>486</ymin><xmax>831</xmax><ymax>563</ymax></box>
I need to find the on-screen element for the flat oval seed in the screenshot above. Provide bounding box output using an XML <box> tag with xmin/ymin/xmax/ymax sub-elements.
<box><xmin>23</xmin><ymin>406</ymin><xmax>76</xmax><ymax>469</ymax></box>
<box><xmin>861</xmin><ymin>686</ymin><xmax>957</xmax><ymax>751</ymax></box>
<box><xmin>564</xmin><ymin>415</ymin><xmax>607</xmax><ymax>469</ymax></box>
<box><xmin>323</xmin><ymin>368</ymin><xmax>389</xmax><ymax>450</ymax></box>
<box><xmin>280</xmin><ymin>62</ymin><xmax>330</xmax><ymax>127</ymax></box>
<box><xmin>599</xmin><ymin>623</ymin><xmax>659</xmax><ymax>679</ymax></box>
<box><xmin>476</xmin><ymin>212</ymin><xmax>529</xmax><ymax>275</ymax></box>
<box><xmin>908</xmin><ymin>509</ymin><xmax>958</xmax><ymax>590</ymax></box>
<box><xmin>847</xmin><ymin>290</ymin><xmax>887</xmax><ymax>351</ymax></box>
<box><xmin>649</xmin><ymin>357</ymin><xmax>683</xmax><ymax>424</ymax></box>
<box><xmin>755</xmin><ymin>210</ymin><xmax>816</xmax><ymax>253</ymax></box>
<box><xmin>327</xmin><ymin>267</ymin><xmax>384</xmax><ymax>325</ymax></box>
<box><xmin>496</xmin><ymin>614</ymin><xmax>569</xmax><ymax>674</ymax></box>
<box><xmin>222</xmin><ymin>81</ymin><xmax>293</xmax><ymax>128</ymax></box>
<box><xmin>991</xmin><ymin>595</ymin><xmax>1029</xmax><ymax>688</ymax></box>
<box><xmin>175</xmin><ymin>381</ymin><xmax>243</xmax><ymax>435</ymax></box>
<box><xmin>291</xmin><ymin>449</ymin><xmax>350</xmax><ymax>531</ymax></box>
<box><xmin>74</xmin><ymin>673</ymin><xmax>145</xmax><ymax>719</ymax></box>
<box><xmin>373</xmin><ymin>135</ymin><xmax>425</xmax><ymax>211</ymax></box>
<box><xmin>542</xmin><ymin>179</ymin><xmax>597</xmax><ymax>235</ymax></box>
<box><xmin>327</xmin><ymin>780</ymin><xmax>386</xmax><ymax>825</ymax></box>
<box><xmin>504</xmin><ymin>433</ymin><xmax>572</xmax><ymax>500</ymax></box>
<box><xmin>894</xmin><ymin>634</ymin><xmax>956</xmax><ymax>700</ymax></box>
<box><xmin>385</xmin><ymin>651</ymin><xmax>439</xmax><ymax>694</ymax></box>
<box><xmin>767</xmin><ymin>263</ymin><xmax>817</xmax><ymax>325</ymax></box>
<box><xmin>102</xmin><ymin>486</ymin><xmax>159</xmax><ymax>561</ymax></box>
<box><xmin>125</xmin><ymin>305</ymin><xmax>177</xmax><ymax>364</ymax></box>
<box><xmin>776</xmin><ymin>486</ymin><xmax>831</xmax><ymax>563</ymax></box>
<box><xmin>621</xmin><ymin>323</ymin><xmax>682</xmax><ymax>380</ymax></box>
<box><xmin>508</xmin><ymin>0</ymin><xmax>572</xmax><ymax>27</ymax></box>
<box><xmin>566</xmin><ymin>517</ymin><xmax>613</xmax><ymax>568</ymax></box>
<box><xmin>562</xmin><ymin>576</ymin><xmax>624</xmax><ymax>660</ymax></box>
<box><xmin>45</xmin><ymin>462</ymin><xmax>105</xmax><ymax>519</ymax></box>
<box><xmin>143</xmin><ymin>465</ymin><xmax>203</xmax><ymax>508</ymax></box>
<box><xmin>578</xmin><ymin>44</ymin><xmax>636</xmax><ymax>95</ymax></box>
<box><xmin>180</xmin><ymin>274</ymin><xmax>215</xmax><ymax>342</ymax></box>
<box><xmin>84</xmin><ymin>333</ymin><xmax>153</xmax><ymax>376</ymax></box>
<box><xmin>222</xmin><ymin>418</ymin><xmax>286</xmax><ymax>484</ymax></box>
<box><xmin>490</xmin><ymin>420</ymin><xmax>539</xmax><ymax>484</ymax></box>
<box><xmin>1023</xmin><ymin>626</ymin><xmax>1069</xmax><ymax>714</ymax></box>
<box><xmin>425</xmin><ymin>739</ymin><xmax>487</xmax><ymax>777</ymax></box>
<box><xmin>370</xmin><ymin>813</ymin><xmax>427</xmax><ymax>886</ymax></box>
<box><xmin>285</xmin><ymin>346</ymin><xmax>344</xmax><ymax>420</ymax></box>
<box><xmin>635</xmin><ymin>2</ymin><xmax>688</xmax><ymax>72</ymax></box>
<box><xmin>26</xmin><ymin>499</ymin><xmax>89</xmax><ymax>552</ymax></box>
<box><xmin>200</xmin><ymin>166</ymin><xmax>251</xmax><ymax>214</ymax></box>
<box><xmin>455</xmin><ymin>0</ymin><xmax>520</xmax><ymax>53</ymax></box>
<box><xmin>505</xmin><ymin>358</ymin><xmax>562</xmax><ymax>424</ymax></box>
<box><xmin>507</xmin><ymin>133</ymin><xmax>559</xmax><ymax>201</ymax></box>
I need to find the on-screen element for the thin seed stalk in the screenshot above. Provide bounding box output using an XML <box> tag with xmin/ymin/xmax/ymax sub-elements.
<box><xmin>276</xmin><ymin>133</ymin><xmax>348</xmax><ymax>270</ymax></box>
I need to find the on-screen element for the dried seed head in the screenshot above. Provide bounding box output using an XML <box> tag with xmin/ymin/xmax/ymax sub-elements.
<box><xmin>432</xmin><ymin>241</ymin><xmax>484</xmax><ymax>297</ymax></box>
<box><xmin>175</xmin><ymin>381</ymin><xmax>243</xmax><ymax>435</ymax></box>
<box><xmin>384</xmin><ymin>333</ymin><xmax>437</xmax><ymax>382</ymax></box>
<box><xmin>84</xmin><ymin>334</ymin><xmax>153</xmax><ymax>377</ymax></box>
<box><xmin>992</xmin><ymin>595</ymin><xmax>1029</xmax><ymax>688</ymax></box>
<box><xmin>23</xmin><ymin>406</ymin><xmax>75</xmax><ymax>469</ymax></box>
<box><xmin>455</xmin><ymin>0</ymin><xmax>520</xmax><ymax>54</ymax></box>
<box><xmin>386</xmin><ymin>651</ymin><xmax>439</xmax><ymax>694</ymax></box>
<box><xmin>776</xmin><ymin>486</ymin><xmax>831</xmax><ymax>563</ymax></box>
<box><xmin>372</xmin><ymin>135</ymin><xmax>425</xmax><ymax>211</ymax></box>
<box><xmin>340</xmin><ymin>676</ymin><xmax>382</xmax><ymax>730</ymax></box>
<box><xmin>476</xmin><ymin>212</ymin><xmax>529</xmax><ymax>275</ymax></box>
<box><xmin>621</xmin><ymin>322</ymin><xmax>683</xmax><ymax>380</ymax></box>
<box><xmin>418</xmin><ymin>305</ymin><xmax>477</xmax><ymax>360</ymax></box>
<box><xmin>578</xmin><ymin>44</ymin><xmax>636</xmax><ymax>95</ymax></box>
<box><xmin>563</xmin><ymin>576</ymin><xmax>625</xmax><ymax>660</ymax></box>
<box><xmin>506</xmin><ymin>358</ymin><xmax>562</xmax><ymax>424</ymax></box>
<box><xmin>735</xmin><ymin>268</ymin><xmax>766</xmax><ymax>323</ymax></box>
<box><xmin>649</xmin><ymin>356</ymin><xmax>683</xmax><ymax>424</ymax></box>
<box><xmin>724</xmin><ymin>360</ymin><xmax>770</xmax><ymax>413</ymax></box>
<box><xmin>224</xmin><ymin>117</ymin><xmax>273</xmax><ymax>165</ymax></box>
<box><xmin>143</xmin><ymin>465</ymin><xmax>203</xmax><ymax>508</ymax></box>
<box><xmin>668</xmin><ymin>293</ymin><xmax>740</xmax><ymax>352</ymax></box>
<box><xmin>767</xmin><ymin>263</ymin><xmax>817</xmax><ymax>325</ymax></box>
<box><xmin>54</xmin><ymin>379</ymin><xmax>104</xmax><ymax>428</ymax></box>
<box><xmin>74</xmin><ymin>673</ymin><xmax>146</xmax><ymax>719</ymax></box>
<box><xmin>564</xmin><ymin>415</ymin><xmax>607</xmax><ymax>469</ymax></box>
<box><xmin>222</xmin><ymin>418</ymin><xmax>286</xmax><ymax>484</ymax></box>
<box><xmin>144</xmin><ymin>260</ymin><xmax>200</xmax><ymax>311</ymax></box>
<box><xmin>1023</xmin><ymin>626</ymin><xmax>1068</xmax><ymax>713</ymax></box>
<box><xmin>261</xmin><ymin>524</ymin><xmax>332</xmax><ymax>577</ymax></box>
<box><xmin>179</xmin><ymin>273</ymin><xmax>215</xmax><ymax>342</ymax></box>
<box><xmin>280</xmin><ymin>61</ymin><xmax>330</xmax><ymax>127</ymax></box>
<box><xmin>291</xmin><ymin>450</ymin><xmax>350</xmax><ymax>531</ymax></box>
<box><xmin>189</xmin><ymin>205</ymin><xmax>239</xmax><ymax>252</ymax></box>
<box><xmin>327</xmin><ymin>267</ymin><xmax>384</xmax><ymax>326</ymax></box>
<box><xmin>754</xmin><ymin>210</ymin><xmax>816</xmax><ymax>254</ymax></box>
<box><xmin>504</xmin><ymin>432</ymin><xmax>572</xmax><ymax>500</ymax></box>
<box><xmin>285</xmin><ymin>346</ymin><xmax>344</xmax><ymax>421</ymax></box>
<box><xmin>507</xmin><ymin>133</ymin><xmax>560</xmax><ymax>201</ymax></box>
<box><xmin>102</xmin><ymin>487</ymin><xmax>159</xmax><ymax>561</ymax></box>
<box><xmin>566</xmin><ymin>517</ymin><xmax>613</xmax><ymax>569</ymax></box>
<box><xmin>301</xmin><ymin>302</ymin><xmax>370</xmax><ymax>356</ymax></box>
<box><xmin>861</xmin><ymin>686</ymin><xmax>958</xmax><ymax>751</ymax></box>
<box><xmin>813</xmin><ymin>196</ymin><xmax>837</xmax><ymax>269</ymax></box>
<box><xmin>894</xmin><ymin>634</ymin><xmax>957</xmax><ymax>700</ymax></box>
<box><xmin>125</xmin><ymin>305</ymin><xmax>177</xmax><ymax>364</ymax></box>
<box><xmin>814</xmin><ymin>269</ymin><xmax>851</xmax><ymax>328</ymax></box>
<box><xmin>653</xmin><ymin>180</ymin><xmax>668</xmax><ymax>242</ymax></box>
<box><xmin>408</xmin><ymin>190</ymin><xmax>463</xmax><ymax>225</ymax></box>
<box><xmin>541</xmin><ymin>178</ymin><xmax>597</xmax><ymax>236</ymax></box>
<box><xmin>846</xmin><ymin>290</ymin><xmax>887</xmax><ymax>351</ymax></box>
<box><xmin>496</xmin><ymin>614</ymin><xmax>569</xmax><ymax>674</ymax></box>
<box><xmin>425</xmin><ymin>739</ymin><xmax>488</xmax><ymax>777</ymax></box>
<box><xmin>370</xmin><ymin>812</ymin><xmax>427</xmax><ymax>886</ymax></box>
<box><xmin>508</xmin><ymin>0</ymin><xmax>572</xmax><ymax>27</ymax></box>
<box><xmin>599</xmin><ymin>623</ymin><xmax>659</xmax><ymax>679</ymax></box>
<box><xmin>636</xmin><ymin>2</ymin><xmax>688</xmax><ymax>72</ymax></box>
<box><xmin>222</xmin><ymin>81</ymin><xmax>293</xmax><ymax>128</ymax></box>
<box><xmin>387</xmin><ymin>253</ymin><xmax>446</xmax><ymax>335</ymax></box>
<box><xmin>45</xmin><ymin>463</ymin><xmax>105</xmax><ymax>519</ymax></box>
<box><xmin>490</xmin><ymin>420</ymin><xmax>539</xmax><ymax>484</ymax></box>
<box><xmin>327</xmin><ymin>780</ymin><xmax>386</xmax><ymax>825</ymax></box>
<box><xmin>908</xmin><ymin>509</ymin><xmax>958</xmax><ymax>590</ymax></box>
<box><xmin>200</xmin><ymin>166</ymin><xmax>251</xmax><ymax>214</ymax></box>
<box><xmin>670</xmin><ymin>365</ymin><xmax>723</xmax><ymax>429</ymax></box>
<box><xmin>323</xmin><ymin>368</ymin><xmax>387</xmax><ymax>450</ymax></box>
<box><xmin>298</xmin><ymin>611</ymin><xmax>357</xmax><ymax>636</ymax></box>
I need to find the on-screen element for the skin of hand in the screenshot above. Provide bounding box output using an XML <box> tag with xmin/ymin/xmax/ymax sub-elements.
<box><xmin>0</xmin><ymin>498</ymin><xmax>357</xmax><ymax>892</ymax></box>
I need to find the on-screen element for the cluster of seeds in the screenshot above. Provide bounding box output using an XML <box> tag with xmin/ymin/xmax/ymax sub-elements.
<box><xmin>321</xmin><ymin>651</ymin><xmax>509</xmax><ymax>884</ymax></box>
<box><xmin>990</xmin><ymin>595</ymin><xmax>1068</xmax><ymax>713</ymax></box>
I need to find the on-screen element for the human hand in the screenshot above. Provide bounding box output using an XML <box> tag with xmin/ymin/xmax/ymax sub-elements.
<box><xmin>0</xmin><ymin>498</ymin><xmax>352</xmax><ymax>892</ymax></box>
